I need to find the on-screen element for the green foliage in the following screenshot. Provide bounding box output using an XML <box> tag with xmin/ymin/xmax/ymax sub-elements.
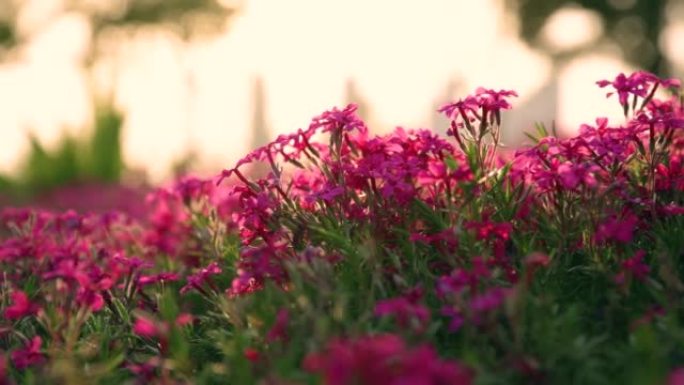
<box><xmin>1</xmin><ymin>103</ymin><xmax>126</xmax><ymax>200</ymax></box>
<box><xmin>86</xmin><ymin>106</ymin><xmax>124</xmax><ymax>183</ymax></box>
<box><xmin>90</xmin><ymin>0</ymin><xmax>234</xmax><ymax>38</ymax></box>
<box><xmin>508</xmin><ymin>0</ymin><xmax>668</xmax><ymax>72</ymax></box>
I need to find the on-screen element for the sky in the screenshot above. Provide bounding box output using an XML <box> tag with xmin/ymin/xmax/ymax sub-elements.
<box><xmin>0</xmin><ymin>0</ymin><xmax>682</xmax><ymax>181</ymax></box>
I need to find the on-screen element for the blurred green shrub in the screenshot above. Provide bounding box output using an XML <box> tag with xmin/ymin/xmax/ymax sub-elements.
<box><xmin>0</xmin><ymin>104</ymin><xmax>125</xmax><ymax>201</ymax></box>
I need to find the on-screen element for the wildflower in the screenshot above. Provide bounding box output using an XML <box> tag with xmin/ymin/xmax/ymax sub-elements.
<box><xmin>180</xmin><ymin>262</ymin><xmax>222</xmax><ymax>295</ymax></box>
<box><xmin>133</xmin><ymin>313</ymin><xmax>192</xmax><ymax>339</ymax></box>
<box><xmin>137</xmin><ymin>272</ymin><xmax>180</xmax><ymax>287</ymax></box>
<box><xmin>596</xmin><ymin>71</ymin><xmax>658</xmax><ymax>106</ymax></box>
<box><xmin>303</xmin><ymin>334</ymin><xmax>472</xmax><ymax>385</ymax></box>
<box><xmin>469</xmin><ymin>287</ymin><xmax>510</xmax><ymax>314</ymax></box>
<box><xmin>0</xmin><ymin>354</ymin><xmax>8</xmax><ymax>385</ymax></box>
<box><xmin>440</xmin><ymin>306</ymin><xmax>465</xmax><ymax>332</ymax></box>
<box><xmin>630</xmin><ymin>305</ymin><xmax>665</xmax><ymax>330</ymax></box>
<box><xmin>127</xmin><ymin>358</ymin><xmax>160</xmax><ymax>383</ymax></box>
<box><xmin>555</xmin><ymin>161</ymin><xmax>599</xmax><ymax>190</ymax></box>
<box><xmin>175</xmin><ymin>313</ymin><xmax>194</xmax><ymax>327</ymax></box>
<box><xmin>614</xmin><ymin>250</ymin><xmax>650</xmax><ymax>286</ymax></box>
<box><xmin>464</xmin><ymin>219</ymin><xmax>513</xmax><ymax>242</ymax></box>
<box><xmin>440</xmin><ymin>88</ymin><xmax>517</xmax><ymax>140</ymax></box>
<box><xmin>133</xmin><ymin>315</ymin><xmax>159</xmax><ymax>338</ymax></box>
<box><xmin>244</xmin><ymin>348</ymin><xmax>260</xmax><ymax>363</ymax></box>
<box><xmin>11</xmin><ymin>336</ymin><xmax>44</xmax><ymax>369</ymax></box>
<box><xmin>374</xmin><ymin>286</ymin><xmax>430</xmax><ymax>332</ymax></box>
<box><xmin>597</xmin><ymin>71</ymin><xmax>681</xmax><ymax>115</ymax></box>
<box><xmin>309</xmin><ymin>104</ymin><xmax>367</xmax><ymax>135</ymax></box>
<box><xmin>668</xmin><ymin>367</ymin><xmax>684</xmax><ymax>385</ymax></box>
<box><xmin>174</xmin><ymin>176</ymin><xmax>214</xmax><ymax>203</ymax></box>
<box><xmin>266</xmin><ymin>308</ymin><xmax>290</xmax><ymax>343</ymax></box>
<box><xmin>594</xmin><ymin>212</ymin><xmax>639</xmax><ymax>244</ymax></box>
<box><xmin>523</xmin><ymin>253</ymin><xmax>550</xmax><ymax>286</ymax></box>
<box><xmin>4</xmin><ymin>290</ymin><xmax>39</xmax><ymax>320</ymax></box>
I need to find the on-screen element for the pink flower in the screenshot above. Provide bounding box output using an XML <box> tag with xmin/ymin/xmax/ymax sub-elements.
<box><xmin>668</xmin><ymin>367</ymin><xmax>684</xmax><ymax>385</ymax></box>
<box><xmin>304</xmin><ymin>334</ymin><xmax>472</xmax><ymax>385</ymax></box>
<box><xmin>597</xmin><ymin>71</ymin><xmax>680</xmax><ymax>108</ymax></box>
<box><xmin>180</xmin><ymin>262</ymin><xmax>222</xmax><ymax>295</ymax></box>
<box><xmin>0</xmin><ymin>353</ymin><xmax>8</xmax><ymax>384</ymax></box>
<box><xmin>175</xmin><ymin>313</ymin><xmax>194</xmax><ymax>327</ymax></box>
<box><xmin>615</xmin><ymin>250</ymin><xmax>650</xmax><ymax>285</ymax></box>
<box><xmin>133</xmin><ymin>313</ymin><xmax>192</xmax><ymax>340</ymax></box>
<box><xmin>133</xmin><ymin>316</ymin><xmax>159</xmax><ymax>338</ymax></box>
<box><xmin>557</xmin><ymin>162</ymin><xmax>581</xmax><ymax>189</ymax></box>
<box><xmin>11</xmin><ymin>336</ymin><xmax>44</xmax><ymax>369</ymax></box>
<box><xmin>374</xmin><ymin>287</ymin><xmax>430</xmax><ymax>331</ymax></box>
<box><xmin>524</xmin><ymin>253</ymin><xmax>551</xmax><ymax>285</ymax></box>
<box><xmin>309</xmin><ymin>104</ymin><xmax>367</xmax><ymax>135</ymax></box>
<box><xmin>4</xmin><ymin>290</ymin><xmax>38</xmax><ymax>320</ymax></box>
<box><xmin>469</xmin><ymin>287</ymin><xmax>510</xmax><ymax>313</ymax></box>
<box><xmin>266</xmin><ymin>308</ymin><xmax>290</xmax><ymax>343</ymax></box>
<box><xmin>439</xmin><ymin>88</ymin><xmax>517</xmax><ymax>133</ymax></box>
<box><xmin>594</xmin><ymin>212</ymin><xmax>639</xmax><ymax>244</ymax></box>
<box><xmin>137</xmin><ymin>272</ymin><xmax>180</xmax><ymax>287</ymax></box>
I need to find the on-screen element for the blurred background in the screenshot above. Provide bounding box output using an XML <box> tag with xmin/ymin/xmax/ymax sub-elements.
<box><xmin>0</xmin><ymin>0</ymin><xmax>683</xmax><ymax>208</ymax></box>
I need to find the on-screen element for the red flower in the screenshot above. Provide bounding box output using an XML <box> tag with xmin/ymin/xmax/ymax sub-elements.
<box><xmin>244</xmin><ymin>348</ymin><xmax>260</xmax><ymax>363</ymax></box>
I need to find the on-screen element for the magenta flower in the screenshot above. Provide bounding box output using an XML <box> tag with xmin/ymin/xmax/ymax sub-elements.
<box><xmin>11</xmin><ymin>336</ymin><xmax>44</xmax><ymax>369</ymax></box>
<box><xmin>175</xmin><ymin>313</ymin><xmax>194</xmax><ymax>327</ymax></box>
<box><xmin>439</xmin><ymin>88</ymin><xmax>517</xmax><ymax>126</ymax></box>
<box><xmin>469</xmin><ymin>287</ymin><xmax>510</xmax><ymax>313</ymax></box>
<box><xmin>594</xmin><ymin>212</ymin><xmax>639</xmax><ymax>244</ymax></box>
<box><xmin>309</xmin><ymin>103</ymin><xmax>367</xmax><ymax>135</ymax></box>
<box><xmin>4</xmin><ymin>290</ymin><xmax>39</xmax><ymax>320</ymax></box>
<box><xmin>0</xmin><ymin>353</ymin><xmax>7</xmax><ymax>384</ymax></box>
<box><xmin>304</xmin><ymin>334</ymin><xmax>472</xmax><ymax>385</ymax></box>
<box><xmin>266</xmin><ymin>308</ymin><xmax>290</xmax><ymax>343</ymax></box>
<box><xmin>597</xmin><ymin>71</ymin><xmax>680</xmax><ymax>109</ymax></box>
<box><xmin>374</xmin><ymin>287</ymin><xmax>430</xmax><ymax>332</ymax></box>
<box><xmin>668</xmin><ymin>367</ymin><xmax>684</xmax><ymax>385</ymax></box>
<box><xmin>137</xmin><ymin>272</ymin><xmax>180</xmax><ymax>287</ymax></box>
<box><xmin>180</xmin><ymin>262</ymin><xmax>222</xmax><ymax>295</ymax></box>
<box><xmin>524</xmin><ymin>253</ymin><xmax>551</xmax><ymax>285</ymax></box>
<box><xmin>133</xmin><ymin>313</ymin><xmax>192</xmax><ymax>339</ymax></box>
<box><xmin>133</xmin><ymin>315</ymin><xmax>159</xmax><ymax>338</ymax></box>
<box><xmin>439</xmin><ymin>95</ymin><xmax>480</xmax><ymax>120</ymax></box>
<box><xmin>614</xmin><ymin>250</ymin><xmax>650</xmax><ymax>286</ymax></box>
<box><xmin>464</xmin><ymin>219</ymin><xmax>513</xmax><ymax>242</ymax></box>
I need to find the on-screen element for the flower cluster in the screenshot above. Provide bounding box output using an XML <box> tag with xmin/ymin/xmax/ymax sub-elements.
<box><xmin>0</xmin><ymin>71</ymin><xmax>682</xmax><ymax>385</ymax></box>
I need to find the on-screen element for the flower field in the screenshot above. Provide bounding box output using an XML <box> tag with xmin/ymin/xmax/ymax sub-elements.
<box><xmin>1</xmin><ymin>71</ymin><xmax>684</xmax><ymax>384</ymax></box>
